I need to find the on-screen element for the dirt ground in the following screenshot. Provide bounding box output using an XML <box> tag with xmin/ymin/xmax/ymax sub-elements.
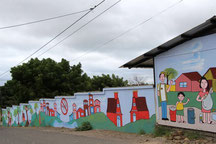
<box><xmin>0</xmin><ymin>127</ymin><xmax>166</xmax><ymax>144</ymax></box>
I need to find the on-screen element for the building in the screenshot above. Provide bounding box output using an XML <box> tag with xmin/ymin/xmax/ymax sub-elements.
<box><xmin>130</xmin><ymin>91</ymin><xmax>149</xmax><ymax>122</ymax></box>
<box><xmin>203</xmin><ymin>67</ymin><xmax>216</xmax><ymax>91</ymax></box>
<box><xmin>72</xmin><ymin>103</ymin><xmax>77</xmax><ymax>120</ymax></box>
<box><xmin>175</xmin><ymin>72</ymin><xmax>202</xmax><ymax>92</ymax></box>
<box><xmin>88</xmin><ymin>94</ymin><xmax>95</xmax><ymax>115</ymax></box>
<box><xmin>77</xmin><ymin>108</ymin><xmax>85</xmax><ymax>119</ymax></box>
<box><xmin>94</xmin><ymin>99</ymin><xmax>101</xmax><ymax>113</ymax></box>
<box><xmin>49</xmin><ymin>109</ymin><xmax>55</xmax><ymax>117</ymax></box>
<box><xmin>121</xmin><ymin>16</ymin><xmax>216</xmax><ymax>133</ymax></box>
<box><xmin>83</xmin><ymin>99</ymin><xmax>89</xmax><ymax>116</ymax></box>
<box><xmin>107</xmin><ymin>92</ymin><xmax>123</xmax><ymax>127</ymax></box>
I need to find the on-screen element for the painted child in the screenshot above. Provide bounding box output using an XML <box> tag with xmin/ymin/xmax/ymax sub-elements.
<box><xmin>196</xmin><ymin>77</ymin><xmax>213</xmax><ymax>124</ymax></box>
<box><xmin>157</xmin><ymin>71</ymin><xmax>173</xmax><ymax>120</ymax></box>
<box><xmin>176</xmin><ymin>92</ymin><xmax>190</xmax><ymax>123</ymax></box>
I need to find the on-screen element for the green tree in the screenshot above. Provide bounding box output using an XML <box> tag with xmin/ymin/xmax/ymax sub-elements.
<box><xmin>91</xmin><ymin>74</ymin><xmax>128</xmax><ymax>91</ymax></box>
<box><xmin>34</xmin><ymin>103</ymin><xmax>38</xmax><ymax>114</ymax></box>
<box><xmin>163</xmin><ymin>68</ymin><xmax>178</xmax><ymax>84</ymax></box>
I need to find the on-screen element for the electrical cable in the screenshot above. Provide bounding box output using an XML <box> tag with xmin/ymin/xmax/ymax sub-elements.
<box><xmin>0</xmin><ymin>0</ymin><xmax>105</xmax><ymax>78</ymax></box>
<box><xmin>0</xmin><ymin>9</ymin><xmax>90</xmax><ymax>30</ymax></box>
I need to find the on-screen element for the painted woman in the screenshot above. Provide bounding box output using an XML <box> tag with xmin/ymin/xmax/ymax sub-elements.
<box><xmin>196</xmin><ymin>77</ymin><xmax>213</xmax><ymax>124</ymax></box>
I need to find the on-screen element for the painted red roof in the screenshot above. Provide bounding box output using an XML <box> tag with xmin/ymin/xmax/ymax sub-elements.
<box><xmin>135</xmin><ymin>97</ymin><xmax>149</xmax><ymax>111</ymax></box>
<box><xmin>205</xmin><ymin>67</ymin><xmax>216</xmax><ymax>79</ymax></box>
<box><xmin>182</xmin><ymin>72</ymin><xmax>201</xmax><ymax>81</ymax></box>
<box><xmin>107</xmin><ymin>98</ymin><xmax>117</xmax><ymax>113</ymax></box>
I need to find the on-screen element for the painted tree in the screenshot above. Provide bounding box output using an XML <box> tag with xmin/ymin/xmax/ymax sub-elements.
<box><xmin>34</xmin><ymin>103</ymin><xmax>38</xmax><ymax>114</ymax></box>
<box><xmin>17</xmin><ymin>106</ymin><xmax>21</xmax><ymax>125</ymax></box>
<box><xmin>13</xmin><ymin>109</ymin><xmax>18</xmax><ymax>125</ymax></box>
<box><xmin>164</xmin><ymin>68</ymin><xmax>178</xmax><ymax>84</ymax></box>
<box><xmin>23</xmin><ymin>105</ymin><xmax>29</xmax><ymax>127</ymax></box>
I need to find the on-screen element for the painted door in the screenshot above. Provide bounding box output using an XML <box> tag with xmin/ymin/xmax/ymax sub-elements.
<box><xmin>85</xmin><ymin>109</ymin><xmax>88</xmax><ymax>116</ymax></box>
<box><xmin>97</xmin><ymin>107</ymin><xmax>100</xmax><ymax>112</ymax></box>
<box><xmin>133</xmin><ymin>113</ymin><xmax>136</xmax><ymax>122</ymax></box>
<box><xmin>90</xmin><ymin>107</ymin><xmax>94</xmax><ymax>114</ymax></box>
<box><xmin>117</xmin><ymin>116</ymin><xmax>121</xmax><ymax>127</ymax></box>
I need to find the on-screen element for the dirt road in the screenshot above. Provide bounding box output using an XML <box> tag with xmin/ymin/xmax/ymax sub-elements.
<box><xmin>0</xmin><ymin>127</ymin><xmax>164</xmax><ymax>144</ymax></box>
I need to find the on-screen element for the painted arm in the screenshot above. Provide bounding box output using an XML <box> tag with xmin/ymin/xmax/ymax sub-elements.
<box><xmin>176</xmin><ymin>101</ymin><xmax>178</xmax><ymax>107</ymax></box>
<box><xmin>183</xmin><ymin>98</ymin><xmax>190</xmax><ymax>105</ymax></box>
<box><xmin>196</xmin><ymin>95</ymin><xmax>202</xmax><ymax>102</ymax></box>
<box><xmin>167</xmin><ymin>80</ymin><xmax>173</xmax><ymax>93</ymax></box>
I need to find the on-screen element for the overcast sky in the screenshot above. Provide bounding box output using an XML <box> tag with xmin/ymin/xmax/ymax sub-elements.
<box><xmin>0</xmin><ymin>0</ymin><xmax>215</xmax><ymax>86</ymax></box>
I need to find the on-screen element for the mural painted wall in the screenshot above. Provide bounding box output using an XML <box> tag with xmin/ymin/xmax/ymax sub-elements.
<box><xmin>1</xmin><ymin>86</ymin><xmax>156</xmax><ymax>134</ymax></box>
<box><xmin>155</xmin><ymin>33</ymin><xmax>216</xmax><ymax>133</ymax></box>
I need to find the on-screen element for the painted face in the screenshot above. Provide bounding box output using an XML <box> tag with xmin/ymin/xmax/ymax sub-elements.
<box><xmin>201</xmin><ymin>79</ymin><xmax>208</xmax><ymax>90</ymax></box>
<box><xmin>159</xmin><ymin>73</ymin><xmax>165</xmax><ymax>82</ymax></box>
<box><xmin>178</xmin><ymin>94</ymin><xmax>184</xmax><ymax>101</ymax></box>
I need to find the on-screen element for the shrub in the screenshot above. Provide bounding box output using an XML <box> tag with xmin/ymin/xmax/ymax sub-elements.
<box><xmin>138</xmin><ymin>129</ymin><xmax>146</xmax><ymax>135</ymax></box>
<box><xmin>153</xmin><ymin>125</ymin><xmax>172</xmax><ymax>137</ymax></box>
<box><xmin>75</xmin><ymin>121</ymin><xmax>92</xmax><ymax>131</ymax></box>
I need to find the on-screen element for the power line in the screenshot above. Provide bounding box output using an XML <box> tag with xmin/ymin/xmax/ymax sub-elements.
<box><xmin>0</xmin><ymin>0</ymin><xmax>105</xmax><ymax>78</ymax></box>
<box><xmin>0</xmin><ymin>9</ymin><xmax>90</xmax><ymax>30</ymax></box>
<box><xmin>69</xmin><ymin>0</ymin><xmax>183</xmax><ymax>62</ymax></box>
<box><xmin>38</xmin><ymin>0</ymin><xmax>121</xmax><ymax>58</ymax></box>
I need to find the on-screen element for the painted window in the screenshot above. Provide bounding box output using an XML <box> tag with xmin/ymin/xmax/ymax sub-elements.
<box><xmin>179</xmin><ymin>82</ymin><xmax>187</xmax><ymax>87</ymax></box>
<box><xmin>90</xmin><ymin>101</ymin><xmax>93</xmax><ymax>104</ymax></box>
<box><xmin>133</xmin><ymin>103</ymin><xmax>136</xmax><ymax>106</ymax></box>
<box><xmin>117</xmin><ymin>104</ymin><xmax>120</xmax><ymax>107</ymax></box>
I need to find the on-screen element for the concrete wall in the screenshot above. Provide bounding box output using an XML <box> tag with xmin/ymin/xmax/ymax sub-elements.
<box><xmin>155</xmin><ymin>33</ymin><xmax>216</xmax><ymax>133</ymax></box>
<box><xmin>1</xmin><ymin>86</ymin><xmax>156</xmax><ymax>134</ymax></box>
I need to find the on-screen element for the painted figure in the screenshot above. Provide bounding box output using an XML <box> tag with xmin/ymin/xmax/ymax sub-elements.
<box><xmin>196</xmin><ymin>77</ymin><xmax>213</xmax><ymax>124</ymax></box>
<box><xmin>176</xmin><ymin>92</ymin><xmax>190</xmax><ymax>123</ymax></box>
<box><xmin>157</xmin><ymin>72</ymin><xmax>173</xmax><ymax>120</ymax></box>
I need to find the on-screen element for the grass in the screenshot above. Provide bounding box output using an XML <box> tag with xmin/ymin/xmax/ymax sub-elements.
<box><xmin>183</xmin><ymin>130</ymin><xmax>203</xmax><ymax>140</ymax></box>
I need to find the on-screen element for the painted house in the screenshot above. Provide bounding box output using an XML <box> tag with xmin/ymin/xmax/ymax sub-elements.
<box><xmin>107</xmin><ymin>92</ymin><xmax>123</xmax><ymax>127</ymax></box>
<box><xmin>130</xmin><ymin>91</ymin><xmax>149</xmax><ymax>122</ymax></box>
<box><xmin>94</xmin><ymin>99</ymin><xmax>101</xmax><ymax>113</ymax></box>
<box><xmin>72</xmin><ymin>103</ymin><xmax>77</xmax><ymax>120</ymax></box>
<box><xmin>88</xmin><ymin>94</ymin><xmax>95</xmax><ymax>115</ymax></box>
<box><xmin>175</xmin><ymin>72</ymin><xmax>202</xmax><ymax>92</ymax></box>
<box><xmin>83</xmin><ymin>99</ymin><xmax>89</xmax><ymax>116</ymax></box>
<box><xmin>122</xmin><ymin>16</ymin><xmax>216</xmax><ymax>133</ymax></box>
<box><xmin>203</xmin><ymin>67</ymin><xmax>216</xmax><ymax>91</ymax></box>
<box><xmin>77</xmin><ymin>108</ymin><xmax>85</xmax><ymax>119</ymax></box>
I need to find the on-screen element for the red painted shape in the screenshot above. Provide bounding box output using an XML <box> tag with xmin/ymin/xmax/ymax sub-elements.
<box><xmin>130</xmin><ymin>91</ymin><xmax>150</xmax><ymax>122</ymax></box>
<box><xmin>107</xmin><ymin>92</ymin><xmax>123</xmax><ymax>127</ymax></box>
<box><xmin>60</xmin><ymin>98</ymin><xmax>68</xmax><ymax>115</ymax></box>
<box><xmin>94</xmin><ymin>99</ymin><xmax>101</xmax><ymax>113</ymax></box>
<box><xmin>175</xmin><ymin>72</ymin><xmax>202</xmax><ymax>92</ymax></box>
<box><xmin>77</xmin><ymin>108</ymin><xmax>85</xmax><ymax>119</ymax></box>
<box><xmin>49</xmin><ymin>109</ymin><xmax>55</xmax><ymax>117</ymax></box>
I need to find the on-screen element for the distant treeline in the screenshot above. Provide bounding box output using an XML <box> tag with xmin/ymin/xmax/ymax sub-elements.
<box><xmin>0</xmin><ymin>58</ymin><xmax>128</xmax><ymax>108</ymax></box>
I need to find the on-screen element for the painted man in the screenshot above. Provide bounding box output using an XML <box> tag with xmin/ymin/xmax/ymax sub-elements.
<box><xmin>157</xmin><ymin>72</ymin><xmax>173</xmax><ymax>120</ymax></box>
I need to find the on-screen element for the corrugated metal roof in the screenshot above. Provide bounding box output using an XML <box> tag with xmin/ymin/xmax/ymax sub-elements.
<box><xmin>121</xmin><ymin>16</ymin><xmax>216</xmax><ymax>69</ymax></box>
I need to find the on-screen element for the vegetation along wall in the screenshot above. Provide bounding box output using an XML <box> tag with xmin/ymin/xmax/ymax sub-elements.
<box><xmin>1</xmin><ymin>86</ymin><xmax>156</xmax><ymax>134</ymax></box>
<box><xmin>155</xmin><ymin>33</ymin><xmax>216</xmax><ymax>133</ymax></box>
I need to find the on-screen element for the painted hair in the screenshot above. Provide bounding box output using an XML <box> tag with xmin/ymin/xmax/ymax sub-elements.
<box><xmin>177</xmin><ymin>92</ymin><xmax>185</xmax><ymax>97</ymax></box>
<box><xmin>199</xmin><ymin>76</ymin><xmax>209</xmax><ymax>92</ymax></box>
<box><xmin>159</xmin><ymin>72</ymin><xmax>166</xmax><ymax>78</ymax></box>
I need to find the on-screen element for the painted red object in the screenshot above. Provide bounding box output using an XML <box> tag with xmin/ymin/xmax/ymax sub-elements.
<box><xmin>49</xmin><ymin>109</ymin><xmax>55</xmax><ymax>117</ymax></box>
<box><xmin>169</xmin><ymin>107</ymin><xmax>176</xmax><ymax>122</ymax></box>
<box><xmin>61</xmin><ymin>98</ymin><xmax>68</xmax><ymax>115</ymax></box>
<box><xmin>175</xmin><ymin>72</ymin><xmax>202</xmax><ymax>92</ymax></box>
<box><xmin>107</xmin><ymin>92</ymin><xmax>123</xmax><ymax>127</ymax></box>
<box><xmin>77</xmin><ymin>108</ymin><xmax>85</xmax><ymax>119</ymax></box>
<box><xmin>130</xmin><ymin>91</ymin><xmax>150</xmax><ymax>122</ymax></box>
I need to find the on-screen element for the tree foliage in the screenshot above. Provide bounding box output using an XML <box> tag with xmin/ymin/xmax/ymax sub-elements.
<box><xmin>0</xmin><ymin>58</ymin><xmax>128</xmax><ymax>108</ymax></box>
